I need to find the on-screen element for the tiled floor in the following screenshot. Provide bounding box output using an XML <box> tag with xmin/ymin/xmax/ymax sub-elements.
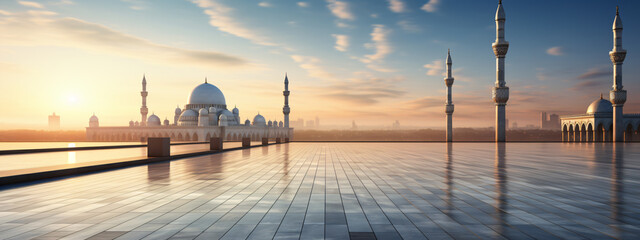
<box><xmin>0</xmin><ymin>143</ymin><xmax>639</xmax><ymax>239</ymax></box>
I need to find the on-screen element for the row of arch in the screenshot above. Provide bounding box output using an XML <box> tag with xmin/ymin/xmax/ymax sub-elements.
<box><xmin>562</xmin><ymin>122</ymin><xmax>640</xmax><ymax>142</ymax></box>
<box><xmin>90</xmin><ymin>130</ymin><xmax>290</xmax><ymax>142</ymax></box>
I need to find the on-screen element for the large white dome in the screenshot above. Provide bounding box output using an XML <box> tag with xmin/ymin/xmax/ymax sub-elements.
<box><xmin>188</xmin><ymin>83</ymin><xmax>226</xmax><ymax>106</ymax></box>
<box><xmin>586</xmin><ymin>97</ymin><xmax>613</xmax><ymax>114</ymax></box>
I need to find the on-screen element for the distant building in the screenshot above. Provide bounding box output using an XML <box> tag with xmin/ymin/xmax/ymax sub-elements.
<box><xmin>540</xmin><ymin>112</ymin><xmax>560</xmax><ymax>129</ymax></box>
<box><xmin>305</xmin><ymin>120</ymin><xmax>315</xmax><ymax>128</ymax></box>
<box><xmin>86</xmin><ymin>75</ymin><xmax>292</xmax><ymax>141</ymax></box>
<box><xmin>512</xmin><ymin>122</ymin><xmax>518</xmax><ymax>129</ymax></box>
<box><xmin>48</xmin><ymin>113</ymin><xmax>60</xmax><ymax>130</ymax></box>
<box><xmin>505</xmin><ymin>119</ymin><xmax>509</xmax><ymax>130</ymax></box>
<box><xmin>560</xmin><ymin>9</ymin><xmax>639</xmax><ymax>142</ymax></box>
<box><xmin>392</xmin><ymin>120</ymin><xmax>400</xmax><ymax>129</ymax></box>
<box><xmin>352</xmin><ymin>120</ymin><xmax>357</xmax><ymax>130</ymax></box>
<box><xmin>315</xmin><ymin>116</ymin><xmax>319</xmax><ymax>128</ymax></box>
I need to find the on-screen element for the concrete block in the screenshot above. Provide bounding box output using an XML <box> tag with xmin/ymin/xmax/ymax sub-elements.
<box><xmin>262</xmin><ymin>138</ymin><xmax>269</xmax><ymax>146</ymax></box>
<box><xmin>284</xmin><ymin>138</ymin><xmax>290</xmax><ymax>143</ymax></box>
<box><xmin>242</xmin><ymin>138</ymin><xmax>251</xmax><ymax>148</ymax></box>
<box><xmin>210</xmin><ymin>137</ymin><xmax>223</xmax><ymax>151</ymax></box>
<box><xmin>148</xmin><ymin>138</ymin><xmax>170</xmax><ymax>157</ymax></box>
<box><xmin>275</xmin><ymin>138</ymin><xmax>281</xmax><ymax>144</ymax></box>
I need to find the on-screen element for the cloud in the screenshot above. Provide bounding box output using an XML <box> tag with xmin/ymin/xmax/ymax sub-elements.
<box><xmin>421</xmin><ymin>0</ymin><xmax>440</xmax><ymax>13</ymax></box>
<box><xmin>121</xmin><ymin>0</ymin><xmax>147</xmax><ymax>10</ymax></box>
<box><xmin>317</xmin><ymin>75</ymin><xmax>406</xmax><ymax>105</ymax></box>
<box><xmin>291</xmin><ymin>55</ymin><xmax>333</xmax><ymax>79</ymax></box>
<box><xmin>332</xmin><ymin>34</ymin><xmax>349</xmax><ymax>52</ymax></box>
<box><xmin>18</xmin><ymin>1</ymin><xmax>44</xmax><ymax>8</ymax></box>
<box><xmin>362</xmin><ymin>25</ymin><xmax>392</xmax><ymax>63</ymax></box>
<box><xmin>423</xmin><ymin>60</ymin><xmax>443</xmax><ymax>76</ymax></box>
<box><xmin>546</xmin><ymin>46</ymin><xmax>564</xmax><ymax>56</ymax></box>
<box><xmin>0</xmin><ymin>11</ymin><xmax>247</xmax><ymax>68</ymax></box>
<box><xmin>191</xmin><ymin>0</ymin><xmax>276</xmax><ymax>46</ymax></box>
<box><xmin>388</xmin><ymin>0</ymin><xmax>406</xmax><ymax>13</ymax></box>
<box><xmin>258</xmin><ymin>2</ymin><xmax>271</xmax><ymax>7</ymax></box>
<box><xmin>52</xmin><ymin>0</ymin><xmax>74</xmax><ymax>5</ymax></box>
<box><xmin>577</xmin><ymin>67</ymin><xmax>611</xmax><ymax>80</ymax></box>
<box><xmin>397</xmin><ymin>20</ymin><xmax>421</xmax><ymax>33</ymax></box>
<box><xmin>571</xmin><ymin>80</ymin><xmax>608</xmax><ymax>91</ymax></box>
<box><xmin>326</xmin><ymin>0</ymin><xmax>354</xmax><ymax>20</ymax></box>
<box><xmin>297</xmin><ymin>2</ymin><xmax>308</xmax><ymax>7</ymax></box>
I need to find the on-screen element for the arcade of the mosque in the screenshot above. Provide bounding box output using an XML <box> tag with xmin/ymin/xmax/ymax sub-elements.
<box><xmin>560</xmin><ymin>7</ymin><xmax>639</xmax><ymax>142</ymax></box>
<box><xmin>86</xmin><ymin>75</ymin><xmax>292</xmax><ymax>142</ymax></box>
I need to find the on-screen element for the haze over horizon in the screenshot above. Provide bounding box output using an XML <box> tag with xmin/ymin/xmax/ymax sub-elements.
<box><xmin>1</xmin><ymin>0</ymin><xmax>639</xmax><ymax>130</ymax></box>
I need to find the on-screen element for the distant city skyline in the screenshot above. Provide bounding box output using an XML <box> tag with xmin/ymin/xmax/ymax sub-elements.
<box><xmin>1</xmin><ymin>0</ymin><xmax>639</xmax><ymax>130</ymax></box>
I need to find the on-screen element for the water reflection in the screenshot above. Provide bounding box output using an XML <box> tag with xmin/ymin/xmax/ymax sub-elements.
<box><xmin>67</xmin><ymin>143</ymin><xmax>76</xmax><ymax>164</ymax></box>
<box><xmin>282</xmin><ymin>143</ymin><xmax>289</xmax><ymax>176</ymax></box>
<box><xmin>494</xmin><ymin>143</ymin><xmax>507</xmax><ymax>233</ymax></box>
<box><xmin>611</xmin><ymin>144</ymin><xmax>624</xmax><ymax>228</ymax></box>
<box><xmin>147</xmin><ymin>162</ymin><xmax>171</xmax><ymax>184</ymax></box>
<box><xmin>262</xmin><ymin>145</ymin><xmax>269</xmax><ymax>155</ymax></box>
<box><xmin>444</xmin><ymin>143</ymin><xmax>453</xmax><ymax>210</ymax></box>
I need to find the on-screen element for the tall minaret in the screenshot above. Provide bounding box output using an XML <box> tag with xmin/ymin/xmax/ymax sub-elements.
<box><xmin>610</xmin><ymin>6</ymin><xmax>627</xmax><ymax>142</ymax></box>
<box><xmin>140</xmin><ymin>75</ymin><xmax>148</xmax><ymax>126</ymax></box>
<box><xmin>491</xmin><ymin>0</ymin><xmax>509</xmax><ymax>142</ymax></box>
<box><xmin>444</xmin><ymin>49</ymin><xmax>455</xmax><ymax>142</ymax></box>
<box><xmin>283</xmin><ymin>73</ymin><xmax>290</xmax><ymax>128</ymax></box>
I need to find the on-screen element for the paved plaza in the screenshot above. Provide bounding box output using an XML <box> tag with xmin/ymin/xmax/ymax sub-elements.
<box><xmin>0</xmin><ymin>143</ymin><xmax>638</xmax><ymax>239</ymax></box>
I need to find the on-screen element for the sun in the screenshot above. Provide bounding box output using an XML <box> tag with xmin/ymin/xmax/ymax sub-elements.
<box><xmin>67</xmin><ymin>95</ymin><xmax>78</xmax><ymax>104</ymax></box>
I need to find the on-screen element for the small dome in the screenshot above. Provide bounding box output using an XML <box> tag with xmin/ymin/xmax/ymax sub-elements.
<box><xmin>199</xmin><ymin>108</ymin><xmax>208</xmax><ymax>115</ymax></box>
<box><xmin>268</xmin><ymin>120</ymin><xmax>273</xmax><ymax>126</ymax></box>
<box><xmin>174</xmin><ymin>106</ymin><xmax>182</xmax><ymax>115</ymax></box>
<box><xmin>180</xmin><ymin>109</ymin><xmax>198</xmax><ymax>117</ymax></box>
<box><xmin>163</xmin><ymin>119</ymin><xmax>170</xmax><ymax>126</ymax></box>
<box><xmin>89</xmin><ymin>114</ymin><xmax>99</xmax><ymax>122</ymax></box>
<box><xmin>219</xmin><ymin>109</ymin><xmax>234</xmax><ymax>118</ymax></box>
<box><xmin>279</xmin><ymin>121</ymin><xmax>284</xmax><ymax>127</ymax></box>
<box><xmin>244</xmin><ymin>119</ymin><xmax>251</xmax><ymax>125</ymax></box>
<box><xmin>587</xmin><ymin>97</ymin><xmax>613</xmax><ymax>114</ymax></box>
<box><xmin>148</xmin><ymin>114</ymin><xmax>161</xmax><ymax>126</ymax></box>
<box><xmin>232</xmin><ymin>106</ymin><xmax>239</xmax><ymax>114</ymax></box>
<box><xmin>188</xmin><ymin>82</ymin><xmax>226</xmax><ymax>106</ymax></box>
<box><xmin>253</xmin><ymin>114</ymin><xmax>266</xmax><ymax>126</ymax></box>
<box><xmin>208</xmin><ymin>106</ymin><xmax>217</xmax><ymax>113</ymax></box>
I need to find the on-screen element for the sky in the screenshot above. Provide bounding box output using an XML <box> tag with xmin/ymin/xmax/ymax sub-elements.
<box><xmin>0</xmin><ymin>0</ymin><xmax>639</xmax><ymax>130</ymax></box>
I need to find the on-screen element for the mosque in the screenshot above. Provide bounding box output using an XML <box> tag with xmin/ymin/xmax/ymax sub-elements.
<box><xmin>86</xmin><ymin>75</ymin><xmax>293</xmax><ymax>142</ymax></box>
<box><xmin>560</xmin><ymin>7</ymin><xmax>639</xmax><ymax>142</ymax></box>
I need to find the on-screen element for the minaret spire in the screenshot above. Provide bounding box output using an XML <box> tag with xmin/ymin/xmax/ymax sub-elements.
<box><xmin>140</xmin><ymin>74</ymin><xmax>149</xmax><ymax>126</ymax></box>
<box><xmin>492</xmin><ymin>0</ymin><xmax>509</xmax><ymax>142</ymax></box>
<box><xmin>444</xmin><ymin>50</ymin><xmax>455</xmax><ymax>142</ymax></box>
<box><xmin>610</xmin><ymin>6</ymin><xmax>627</xmax><ymax>142</ymax></box>
<box><xmin>283</xmin><ymin>73</ymin><xmax>291</xmax><ymax>128</ymax></box>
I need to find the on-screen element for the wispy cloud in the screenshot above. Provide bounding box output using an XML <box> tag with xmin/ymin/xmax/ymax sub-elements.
<box><xmin>121</xmin><ymin>0</ymin><xmax>147</xmax><ymax>10</ymax></box>
<box><xmin>361</xmin><ymin>25</ymin><xmax>394</xmax><ymax>72</ymax></box>
<box><xmin>317</xmin><ymin>74</ymin><xmax>406</xmax><ymax>105</ymax></box>
<box><xmin>18</xmin><ymin>1</ymin><xmax>44</xmax><ymax>9</ymax></box>
<box><xmin>577</xmin><ymin>67</ymin><xmax>611</xmax><ymax>80</ymax></box>
<box><xmin>291</xmin><ymin>55</ymin><xmax>333</xmax><ymax>79</ymax></box>
<box><xmin>423</xmin><ymin>60</ymin><xmax>443</xmax><ymax>76</ymax></box>
<box><xmin>388</xmin><ymin>0</ymin><xmax>405</xmax><ymax>13</ymax></box>
<box><xmin>258</xmin><ymin>2</ymin><xmax>271</xmax><ymax>8</ymax></box>
<box><xmin>326</xmin><ymin>0</ymin><xmax>354</xmax><ymax>20</ymax></box>
<box><xmin>0</xmin><ymin>11</ymin><xmax>247</xmax><ymax>68</ymax></box>
<box><xmin>421</xmin><ymin>0</ymin><xmax>440</xmax><ymax>13</ymax></box>
<box><xmin>55</xmin><ymin>0</ymin><xmax>74</xmax><ymax>5</ymax></box>
<box><xmin>191</xmin><ymin>0</ymin><xmax>276</xmax><ymax>46</ymax></box>
<box><xmin>332</xmin><ymin>34</ymin><xmax>349</xmax><ymax>52</ymax></box>
<box><xmin>397</xmin><ymin>20</ymin><xmax>421</xmax><ymax>33</ymax></box>
<box><xmin>297</xmin><ymin>2</ymin><xmax>308</xmax><ymax>7</ymax></box>
<box><xmin>362</xmin><ymin>25</ymin><xmax>392</xmax><ymax>63</ymax></box>
<box><xmin>546</xmin><ymin>46</ymin><xmax>564</xmax><ymax>56</ymax></box>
